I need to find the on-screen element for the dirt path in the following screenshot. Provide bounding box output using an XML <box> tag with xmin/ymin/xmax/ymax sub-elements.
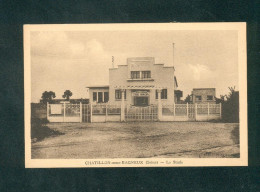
<box><xmin>32</xmin><ymin>122</ymin><xmax>239</xmax><ymax>159</ymax></box>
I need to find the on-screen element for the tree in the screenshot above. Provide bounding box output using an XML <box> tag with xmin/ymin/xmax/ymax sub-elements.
<box><xmin>215</xmin><ymin>86</ymin><xmax>239</xmax><ymax>123</ymax></box>
<box><xmin>184</xmin><ymin>94</ymin><xmax>192</xmax><ymax>103</ymax></box>
<box><xmin>215</xmin><ymin>95</ymin><xmax>226</xmax><ymax>104</ymax></box>
<box><xmin>41</xmin><ymin>91</ymin><xmax>56</xmax><ymax>103</ymax></box>
<box><xmin>62</xmin><ymin>90</ymin><xmax>73</xmax><ymax>100</ymax></box>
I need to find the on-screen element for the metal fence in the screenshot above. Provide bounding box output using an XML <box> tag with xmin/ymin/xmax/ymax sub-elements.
<box><xmin>125</xmin><ymin>105</ymin><xmax>158</xmax><ymax>121</ymax></box>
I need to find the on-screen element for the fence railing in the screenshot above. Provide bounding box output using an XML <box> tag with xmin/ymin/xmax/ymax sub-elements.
<box><xmin>45</xmin><ymin>102</ymin><xmax>221</xmax><ymax>122</ymax></box>
<box><xmin>162</xmin><ymin>103</ymin><xmax>221</xmax><ymax>117</ymax></box>
<box><xmin>92</xmin><ymin>104</ymin><xmax>121</xmax><ymax>115</ymax></box>
<box><xmin>125</xmin><ymin>105</ymin><xmax>158</xmax><ymax>121</ymax></box>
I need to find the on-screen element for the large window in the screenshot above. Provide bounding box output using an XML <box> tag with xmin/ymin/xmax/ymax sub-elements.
<box><xmin>115</xmin><ymin>90</ymin><xmax>126</xmax><ymax>100</ymax></box>
<box><xmin>131</xmin><ymin>71</ymin><xmax>151</xmax><ymax>79</ymax></box>
<box><xmin>156</xmin><ymin>89</ymin><xmax>167</xmax><ymax>99</ymax></box>
<box><xmin>93</xmin><ymin>91</ymin><xmax>109</xmax><ymax>103</ymax></box>
<box><xmin>142</xmin><ymin>71</ymin><xmax>151</xmax><ymax>79</ymax></box>
<box><xmin>131</xmin><ymin>71</ymin><xmax>140</xmax><ymax>79</ymax></box>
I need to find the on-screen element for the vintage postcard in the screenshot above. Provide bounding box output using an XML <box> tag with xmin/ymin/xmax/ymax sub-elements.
<box><xmin>24</xmin><ymin>23</ymin><xmax>247</xmax><ymax>167</ymax></box>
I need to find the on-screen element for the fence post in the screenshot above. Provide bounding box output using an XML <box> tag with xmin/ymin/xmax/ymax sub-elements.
<box><xmin>120</xmin><ymin>89</ymin><xmax>125</xmax><ymax>122</ymax></box>
<box><xmin>173</xmin><ymin>103</ymin><xmax>175</xmax><ymax>116</ymax></box>
<box><xmin>187</xmin><ymin>103</ymin><xmax>189</xmax><ymax>117</ymax></box>
<box><xmin>157</xmin><ymin>89</ymin><xmax>162</xmax><ymax>121</ymax></box>
<box><xmin>80</xmin><ymin>102</ymin><xmax>82</xmax><ymax>122</ymax></box>
<box><xmin>105</xmin><ymin>104</ymin><xmax>108</xmax><ymax>122</ymax></box>
<box><xmin>63</xmin><ymin>102</ymin><xmax>66</xmax><ymax>122</ymax></box>
<box><xmin>46</xmin><ymin>102</ymin><xmax>49</xmax><ymax>121</ymax></box>
<box><xmin>90</xmin><ymin>103</ymin><xmax>92</xmax><ymax>123</ymax></box>
<box><xmin>220</xmin><ymin>103</ymin><xmax>222</xmax><ymax>119</ymax></box>
<box><xmin>195</xmin><ymin>103</ymin><xmax>197</xmax><ymax>121</ymax></box>
<box><xmin>207</xmin><ymin>103</ymin><xmax>210</xmax><ymax>121</ymax></box>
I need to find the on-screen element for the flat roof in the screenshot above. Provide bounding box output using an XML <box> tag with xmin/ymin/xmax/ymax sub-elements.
<box><xmin>86</xmin><ymin>85</ymin><xmax>109</xmax><ymax>89</ymax></box>
<box><xmin>193</xmin><ymin>88</ymin><xmax>216</xmax><ymax>90</ymax></box>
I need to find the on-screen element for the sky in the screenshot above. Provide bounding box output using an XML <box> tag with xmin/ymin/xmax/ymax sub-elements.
<box><xmin>30</xmin><ymin>30</ymin><xmax>238</xmax><ymax>103</ymax></box>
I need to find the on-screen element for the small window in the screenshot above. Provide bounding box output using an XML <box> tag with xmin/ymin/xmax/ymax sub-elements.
<box><xmin>156</xmin><ymin>89</ymin><xmax>167</xmax><ymax>99</ymax></box>
<box><xmin>195</xmin><ymin>95</ymin><xmax>202</xmax><ymax>101</ymax></box>
<box><xmin>142</xmin><ymin>71</ymin><xmax>151</xmax><ymax>79</ymax></box>
<box><xmin>115</xmin><ymin>90</ymin><xmax>126</xmax><ymax>100</ymax></box>
<box><xmin>93</xmin><ymin>92</ymin><xmax>97</xmax><ymax>101</ymax></box>
<box><xmin>207</xmin><ymin>95</ymin><xmax>213</xmax><ymax>101</ymax></box>
<box><xmin>104</xmin><ymin>92</ymin><xmax>109</xmax><ymax>102</ymax></box>
<box><xmin>131</xmin><ymin>71</ymin><xmax>140</xmax><ymax>79</ymax></box>
<box><xmin>98</xmin><ymin>92</ymin><xmax>103</xmax><ymax>103</ymax></box>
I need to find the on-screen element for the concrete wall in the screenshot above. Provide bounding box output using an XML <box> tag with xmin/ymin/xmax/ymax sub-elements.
<box><xmin>48</xmin><ymin>116</ymin><xmax>81</xmax><ymax>123</ymax></box>
<box><xmin>161</xmin><ymin>115</ymin><xmax>190</xmax><ymax>121</ymax></box>
<box><xmin>91</xmin><ymin>115</ymin><xmax>121</xmax><ymax>122</ymax></box>
<box><xmin>195</xmin><ymin>114</ymin><xmax>221</xmax><ymax>121</ymax></box>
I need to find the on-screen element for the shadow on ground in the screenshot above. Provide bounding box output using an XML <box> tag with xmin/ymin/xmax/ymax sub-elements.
<box><xmin>230</xmin><ymin>124</ymin><xmax>239</xmax><ymax>144</ymax></box>
<box><xmin>31</xmin><ymin>118</ymin><xmax>64</xmax><ymax>142</ymax></box>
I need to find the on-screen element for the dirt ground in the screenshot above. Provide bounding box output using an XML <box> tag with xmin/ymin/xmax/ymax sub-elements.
<box><xmin>31</xmin><ymin>122</ymin><xmax>240</xmax><ymax>159</ymax></box>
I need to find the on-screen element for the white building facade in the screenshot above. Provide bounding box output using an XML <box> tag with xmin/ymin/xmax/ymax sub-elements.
<box><xmin>87</xmin><ymin>57</ymin><xmax>178</xmax><ymax>106</ymax></box>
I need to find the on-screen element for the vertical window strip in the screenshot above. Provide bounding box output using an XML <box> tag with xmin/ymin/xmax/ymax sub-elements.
<box><xmin>93</xmin><ymin>92</ymin><xmax>97</xmax><ymax>101</ymax></box>
<box><xmin>155</xmin><ymin>89</ymin><xmax>167</xmax><ymax>99</ymax></box>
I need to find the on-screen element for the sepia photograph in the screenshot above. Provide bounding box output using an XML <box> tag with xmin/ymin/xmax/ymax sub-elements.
<box><xmin>24</xmin><ymin>23</ymin><xmax>247</xmax><ymax>167</ymax></box>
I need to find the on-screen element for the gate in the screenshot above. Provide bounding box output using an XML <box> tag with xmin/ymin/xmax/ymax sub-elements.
<box><xmin>188</xmin><ymin>104</ymin><xmax>195</xmax><ymax>120</ymax></box>
<box><xmin>82</xmin><ymin>104</ymin><xmax>91</xmax><ymax>122</ymax></box>
<box><xmin>125</xmin><ymin>105</ymin><xmax>158</xmax><ymax>121</ymax></box>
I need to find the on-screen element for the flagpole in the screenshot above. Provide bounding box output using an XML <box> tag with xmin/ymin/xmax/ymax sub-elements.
<box><xmin>112</xmin><ymin>56</ymin><xmax>114</xmax><ymax>68</ymax></box>
<box><xmin>172</xmin><ymin>43</ymin><xmax>175</xmax><ymax>67</ymax></box>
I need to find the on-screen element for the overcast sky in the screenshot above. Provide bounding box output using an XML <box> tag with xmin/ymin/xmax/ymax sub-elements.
<box><xmin>31</xmin><ymin>30</ymin><xmax>238</xmax><ymax>103</ymax></box>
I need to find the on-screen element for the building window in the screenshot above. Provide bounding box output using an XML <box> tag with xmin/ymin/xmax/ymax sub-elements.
<box><xmin>162</xmin><ymin>89</ymin><xmax>167</xmax><ymax>99</ymax></box>
<box><xmin>98</xmin><ymin>92</ymin><xmax>103</xmax><ymax>103</ymax></box>
<box><xmin>195</xmin><ymin>95</ymin><xmax>202</xmax><ymax>101</ymax></box>
<box><xmin>115</xmin><ymin>90</ymin><xmax>126</xmax><ymax>100</ymax></box>
<box><xmin>104</xmin><ymin>92</ymin><xmax>109</xmax><ymax>102</ymax></box>
<box><xmin>131</xmin><ymin>71</ymin><xmax>140</xmax><ymax>79</ymax></box>
<box><xmin>93</xmin><ymin>92</ymin><xmax>97</xmax><ymax>101</ymax></box>
<box><xmin>142</xmin><ymin>71</ymin><xmax>151</xmax><ymax>79</ymax></box>
<box><xmin>207</xmin><ymin>95</ymin><xmax>213</xmax><ymax>101</ymax></box>
<box><xmin>156</xmin><ymin>89</ymin><xmax>167</xmax><ymax>99</ymax></box>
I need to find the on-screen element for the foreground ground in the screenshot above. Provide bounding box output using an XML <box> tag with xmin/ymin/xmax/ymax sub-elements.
<box><xmin>31</xmin><ymin>122</ymin><xmax>239</xmax><ymax>159</ymax></box>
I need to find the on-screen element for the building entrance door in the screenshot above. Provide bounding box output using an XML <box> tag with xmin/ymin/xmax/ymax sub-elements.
<box><xmin>134</xmin><ymin>97</ymin><xmax>149</xmax><ymax>106</ymax></box>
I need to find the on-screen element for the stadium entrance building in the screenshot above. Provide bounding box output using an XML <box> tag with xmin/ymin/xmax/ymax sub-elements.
<box><xmin>87</xmin><ymin>57</ymin><xmax>180</xmax><ymax>106</ymax></box>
